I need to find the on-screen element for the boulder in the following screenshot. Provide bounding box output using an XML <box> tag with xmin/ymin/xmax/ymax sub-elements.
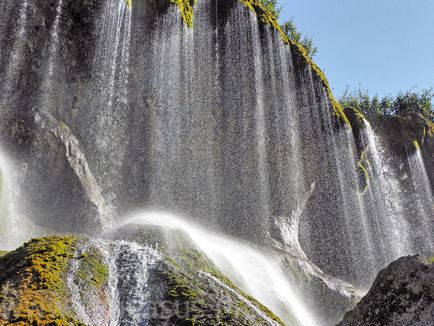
<box><xmin>339</xmin><ymin>255</ymin><xmax>434</xmax><ymax>326</ymax></box>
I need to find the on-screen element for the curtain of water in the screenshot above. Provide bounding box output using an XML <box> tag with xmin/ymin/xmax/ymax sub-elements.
<box><xmin>361</xmin><ymin>122</ymin><xmax>412</xmax><ymax>265</ymax></box>
<box><xmin>120</xmin><ymin>211</ymin><xmax>318</xmax><ymax>326</ymax></box>
<box><xmin>407</xmin><ymin>146</ymin><xmax>434</xmax><ymax>250</ymax></box>
<box><xmin>83</xmin><ymin>0</ymin><xmax>132</xmax><ymax>199</ymax></box>
<box><xmin>0</xmin><ymin>150</ymin><xmax>44</xmax><ymax>250</ymax></box>
<box><xmin>99</xmin><ymin>240</ymin><xmax>160</xmax><ymax>325</ymax></box>
<box><xmin>38</xmin><ymin>0</ymin><xmax>64</xmax><ymax>112</ymax></box>
<box><xmin>0</xmin><ymin>0</ymin><xmax>30</xmax><ymax>101</ymax></box>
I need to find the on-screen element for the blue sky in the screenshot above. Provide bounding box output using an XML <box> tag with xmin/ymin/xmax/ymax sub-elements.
<box><xmin>278</xmin><ymin>0</ymin><xmax>434</xmax><ymax>99</ymax></box>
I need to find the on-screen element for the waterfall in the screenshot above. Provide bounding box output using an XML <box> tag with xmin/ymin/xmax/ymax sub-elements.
<box><xmin>0</xmin><ymin>149</ymin><xmax>45</xmax><ymax>250</ymax></box>
<box><xmin>66</xmin><ymin>239</ymin><xmax>161</xmax><ymax>325</ymax></box>
<box><xmin>73</xmin><ymin>0</ymin><xmax>133</xmax><ymax>212</ymax></box>
<box><xmin>117</xmin><ymin>211</ymin><xmax>318</xmax><ymax>326</ymax></box>
<box><xmin>407</xmin><ymin>144</ymin><xmax>434</xmax><ymax>250</ymax></box>
<box><xmin>361</xmin><ymin>122</ymin><xmax>412</xmax><ymax>266</ymax></box>
<box><xmin>103</xmin><ymin>240</ymin><xmax>161</xmax><ymax>325</ymax></box>
<box><xmin>0</xmin><ymin>0</ymin><xmax>29</xmax><ymax>99</ymax></box>
<box><xmin>105</xmin><ymin>241</ymin><xmax>160</xmax><ymax>325</ymax></box>
<box><xmin>39</xmin><ymin>0</ymin><xmax>64</xmax><ymax>111</ymax></box>
<box><xmin>1</xmin><ymin>0</ymin><xmax>434</xmax><ymax>324</ymax></box>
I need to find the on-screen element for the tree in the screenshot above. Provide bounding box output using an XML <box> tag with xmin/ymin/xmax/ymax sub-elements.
<box><xmin>339</xmin><ymin>87</ymin><xmax>434</xmax><ymax>121</ymax></box>
<box><xmin>259</xmin><ymin>1</ymin><xmax>318</xmax><ymax>58</ymax></box>
<box><xmin>260</xmin><ymin>0</ymin><xmax>281</xmax><ymax>17</ymax></box>
<box><xmin>281</xmin><ymin>19</ymin><xmax>318</xmax><ymax>58</ymax></box>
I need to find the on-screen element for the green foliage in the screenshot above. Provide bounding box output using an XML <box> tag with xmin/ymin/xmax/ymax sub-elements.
<box><xmin>259</xmin><ymin>0</ymin><xmax>318</xmax><ymax>58</ymax></box>
<box><xmin>260</xmin><ymin>0</ymin><xmax>281</xmax><ymax>17</ymax></box>
<box><xmin>281</xmin><ymin>20</ymin><xmax>318</xmax><ymax>58</ymax></box>
<box><xmin>340</xmin><ymin>87</ymin><xmax>434</xmax><ymax>121</ymax></box>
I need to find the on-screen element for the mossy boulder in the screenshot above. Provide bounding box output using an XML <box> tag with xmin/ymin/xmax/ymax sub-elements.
<box><xmin>111</xmin><ymin>224</ymin><xmax>286</xmax><ymax>325</ymax></box>
<box><xmin>370</xmin><ymin>113</ymin><xmax>433</xmax><ymax>155</ymax></box>
<box><xmin>0</xmin><ymin>236</ymin><xmax>109</xmax><ymax>325</ymax></box>
<box><xmin>339</xmin><ymin>255</ymin><xmax>434</xmax><ymax>326</ymax></box>
<box><xmin>1</xmin><ymin>230</ymin><xmax>286</xmax><ymax>325</ymax></box>
<box><xmin>344</xmin><ymin>107</ymin><xmax>366</xmax><ymax>133</ymax></box>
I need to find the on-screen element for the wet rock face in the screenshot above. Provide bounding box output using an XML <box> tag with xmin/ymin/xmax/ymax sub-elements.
<box><xmin>339</xmin><ymin>255</ymin><xmax>434</xmax><ymax>326</ymax></box>
<box><xmin>110</xmin><ymin>225</ymin><xmax>286</xmax><ymax>325</ymax></box>
<box><xmin>0</xmin><ymin>236</ymin><xmax>109</xmax><ymax>325</ymax></box>
<box><xmin>0</xmin><ymin>233</ymin><xmax>286</xmax><ymax>325</ymax></box>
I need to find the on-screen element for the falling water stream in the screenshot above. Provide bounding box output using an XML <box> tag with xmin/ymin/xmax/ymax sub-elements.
<box><xmin>361</xmin><ymin>122</ymin><xmax>411</xmax><ymax>264</ymax></box>
<box><xmin>116</xmin><ymin>211</ymin><xmax>318</xmax><ymax>326</ymax></box>
<box><xmin>0</xmin><ymin>0</ymin><xmax>29</xmax><ymax>97</ymax></box>
<box><xmin>0</xmin><ymin>150</ymin><xmax>45</xmax><ymax>250</ymax></box>
<box><xmin>0</xmin><ymin>0</ymin><xmax>434</xmax><ymax>324</ymax></box>
<box><xmin>407</xmin><ymin>145</ymin><xmax>434</xmax><ymax>250</ymax></box>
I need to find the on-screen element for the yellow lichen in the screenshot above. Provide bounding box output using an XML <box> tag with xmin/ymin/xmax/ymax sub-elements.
<box><xmin>171</xmin><ymin>0</ymin><xmax>195</xmax><ymax>28</ymax></box>
<box><xmin>125</xmin><ymin>0</ymin><xmax>132</xmax><ymax>8</ymax></box>
<box><xmin>413</xmin><ymin>140</ymin><xmax>420</xmax><ymax>151</ymax></box>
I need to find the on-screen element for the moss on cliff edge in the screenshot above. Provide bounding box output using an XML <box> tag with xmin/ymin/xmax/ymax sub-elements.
<box><xmin>167</xmin><ymin>0</ymin><xmax>350</xmax><ymax>126</ymax></box>
<box><xmin>0</xmin><ymin>236</ymin><xmax>85</xmax><ymax>325</ymax></box>
<box><xmin>239</xmin><ymin>0</ymin><xmax>350</xmax><ymax>127</ymax></box>
<box><xmin>171</xmin><ymin>0</ymin><xmax>196</xmax><ymax>28</ymax></box>
<box><xmin>169</xmin><ymin>0</ymin><xmax>350</xmax><ymax>127</ymax></box>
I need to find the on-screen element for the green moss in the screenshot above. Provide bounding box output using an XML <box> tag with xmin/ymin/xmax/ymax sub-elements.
<box><xmin>165</xmin><ymin>236</ymin><xmax>284</xmax><ymax>324</ymax></box>
<box><xmin>77</xmin><ymin>248</ymin><xmax>108</xmax><ymax>288</ymax></box>
<box><xmin>239</xmin><ymin>0</ymin><xmax>350</xmax><ymax>127</ymax></box>
<box><xmin>0</xmin><ymin>251</ymin><xmax>7</xmax><ymax>257</ymax></box>
<box><xmin>422</xmin><ymin>256</ymin><xmax>434</xmax><ymax>265</ymax></box>
<box><xmin>356</xmin><ymin>146</ymin><xmax>370</xmax><ymax>195</ymax></box>
<box><xmin>345</xmin><ymin>106</ymin><xmax>366</xmax><ymax>127</ymax></box>
<box><xmin>167</xmin><ymin>0</ymin><xmax>350</xmax><ymax>126</ymax></box>
<box><xmin>413</xmin><ymin>140</ymin><xmax>420</xmax><ymax>151</ymax></box>
<box><xmin>20</xmin><ymin>236</ymin><xmax>77</xmax><ymax>294</ymax></box>
<box><xmin>171</xmin><ymin>0</ymin><xmax>195</xmax><ymax>28</ymax></box>
<box><xmin>427</xmin><ymin>120</ymin><xmax>434</xmax><ymax>137</ymax></box>
<box><xmin>0</xmin><ymin>236</ymin><xmax>87</xmax><ymax>325</ymax></box>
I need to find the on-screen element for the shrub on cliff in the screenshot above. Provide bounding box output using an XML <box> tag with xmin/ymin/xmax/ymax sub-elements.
<box><xmin>340</xmin><ymin>87</ymin><xmax>434</xmax><ymax>121</ymax></box>
<box><xmin>260</xmin><ymin>0</ymin><xmax>318</xmax><ymax>58</ymax></box>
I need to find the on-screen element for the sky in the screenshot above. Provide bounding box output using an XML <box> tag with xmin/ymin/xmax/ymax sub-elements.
<box><xmin>278</xmin><ymin>0</ymin><xmax>434</xmax><ymax>99</ymax></box>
